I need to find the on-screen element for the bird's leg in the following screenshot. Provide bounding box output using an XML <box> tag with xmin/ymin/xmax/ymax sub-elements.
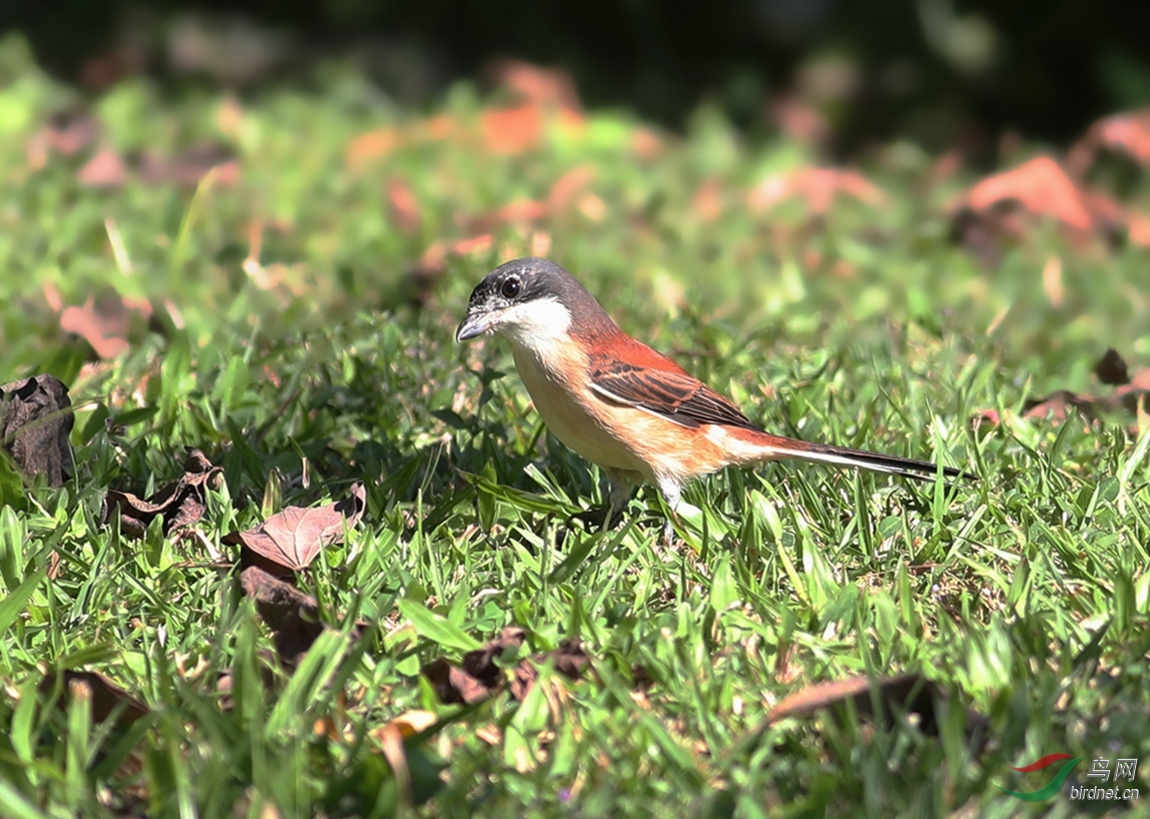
<box><xmin>603</xmin><ymin>469</ymin><xmax>636</xmax><ymax>531</ymax></box>
<box><xmin>570</xmin><ymin>468</ymin><xmax>635</xmax><ymax>531</ymax></box>
<box><xmin>655</xmin><ymin>477</ymin><xmax>683</xmax><ymax>548</ymax></box>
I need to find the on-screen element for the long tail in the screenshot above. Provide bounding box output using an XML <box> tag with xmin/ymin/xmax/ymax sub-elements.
<box><xmin>754</xmin><ymin>433</ymin><xmax>973</xmax><ymax>482</ymax></box>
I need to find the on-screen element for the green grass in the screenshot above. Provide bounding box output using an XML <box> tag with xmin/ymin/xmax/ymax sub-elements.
<box><xmin>1</xmin><ymin>32</ymin><xmax>1150</xmax><ymax>818</ymax></box>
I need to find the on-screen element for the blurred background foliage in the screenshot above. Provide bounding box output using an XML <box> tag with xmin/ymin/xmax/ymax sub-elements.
<box><xmin>10</xmin><ymin>0</ymin><xmax>1150</xmax><ymax>157</ymax></box>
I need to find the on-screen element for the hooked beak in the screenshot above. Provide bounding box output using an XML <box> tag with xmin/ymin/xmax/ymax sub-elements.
<box><xmin>455</xmin><ymin>309</ymin><xmax>494</xmax><ymax>342</ymax></box>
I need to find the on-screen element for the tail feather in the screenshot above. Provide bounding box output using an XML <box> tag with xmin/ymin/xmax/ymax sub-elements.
<box><xmin>758</xmin><ymin>435</ymin><xmax>973</xmax><ymax>483</ymax></box>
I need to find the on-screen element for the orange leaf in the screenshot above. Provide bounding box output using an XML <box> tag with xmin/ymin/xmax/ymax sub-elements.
<box><xmin>964</xmin><ymin>156</ymin><xmax>1110</xmax><ymax>233</ymax></box>
<box><xmin>387</xmin><ymin>177</ymin><xmax>422</xmax><ymax>235</ymax></box>
<box><xmin>60</xmin><ymin>293</ymin><xmax>152</xmax><ymax>359</ymax></box>
<box><xmin>346</xmin><ymin>128</ymin><xmax>402</xmax><ymax>169</ymax></box>
<box><xmin>748</xmin><ymin>167</ymin><xmax>884</xmax><ymax>214</ymax></box>
<box><xmin>481</xmin><ymin>105</ymin><xmax>543</xmax><ymax>154</ymax></box>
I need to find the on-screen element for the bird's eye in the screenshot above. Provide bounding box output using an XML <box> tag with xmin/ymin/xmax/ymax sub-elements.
<box><xmin>500</xmin><ymin>277</ymin><xmax>522</xmax><ymax>299</ymax></box>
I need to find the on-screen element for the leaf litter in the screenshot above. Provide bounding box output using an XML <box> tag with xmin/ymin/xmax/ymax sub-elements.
<box><xmin>227</xmin><ymin>481</ymin><xmax>366</xmax><ymax>577</ymax></box>
<box><xmin>104</xmin><ymin>448</ymin><xmax>222</xmax><ymax>538</ymax></box>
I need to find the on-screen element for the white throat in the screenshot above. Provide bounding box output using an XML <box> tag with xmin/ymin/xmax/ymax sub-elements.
<box><xmin>495</xmin><ymin>297</ymin><xmax>573</xmax><ymax>358</ymax></box>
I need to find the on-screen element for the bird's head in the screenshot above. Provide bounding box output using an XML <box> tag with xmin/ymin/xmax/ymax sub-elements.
<box><xmin>456</xmin><ymin>257</ymin><xmax>612</xmax><ymax>347</ymax></box>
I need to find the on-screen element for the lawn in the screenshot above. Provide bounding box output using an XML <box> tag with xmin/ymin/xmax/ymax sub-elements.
<box><xmin>1</xmin><ymin>33</ymin><xmax>1149</xmax><ymax>818</ymax></box>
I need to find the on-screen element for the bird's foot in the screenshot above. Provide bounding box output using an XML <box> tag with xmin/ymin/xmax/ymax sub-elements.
<box><xmin>569</xmin><ymin>505</ymin><xmax>616</xmax><ymax>532</ymax></box>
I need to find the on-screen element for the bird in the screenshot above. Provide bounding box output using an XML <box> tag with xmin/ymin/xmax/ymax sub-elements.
<box><xmin>456</xmin><ymin>257</ymin><xmax>970</xmax><ymax>541</ymax></box>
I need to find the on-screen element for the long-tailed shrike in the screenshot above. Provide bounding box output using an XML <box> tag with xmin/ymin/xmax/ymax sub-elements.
<box><xmin>456</xmin><ymin>257</ymin><xmax>969</xmax><ymax>540</ymax></box>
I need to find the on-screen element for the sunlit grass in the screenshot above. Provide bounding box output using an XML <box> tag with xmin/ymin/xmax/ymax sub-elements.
<box><xmin>0</xmin><ymin>33</ymin><xmax>1148</xmax><ymax>818</ymax></box>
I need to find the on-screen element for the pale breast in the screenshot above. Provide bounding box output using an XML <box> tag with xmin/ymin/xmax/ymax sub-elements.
<box><xmin>510</xmin><ymin>343</ymin><xmax>651</xmax><ymax>475</ymax></box>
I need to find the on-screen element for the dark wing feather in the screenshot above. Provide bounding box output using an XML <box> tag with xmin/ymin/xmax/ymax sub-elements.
<box><xmin>588</xmin><ymin>357</ymin><xmax>760</xmax><ymax>430</ymax></box>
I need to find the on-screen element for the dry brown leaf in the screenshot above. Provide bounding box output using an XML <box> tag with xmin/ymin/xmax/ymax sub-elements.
<box><xmin>371</xmin><ymin>710</ymin><xmax>438</xmax><ymax>743</ymax></box>
<box><xmin>387</xmin><ymin>177</ymin><xmax>422</xmax><ymax>235</ymax></box>
<box><xmin>481</xmin><ymin>105</ymin><xmax>544</xmax><ymax>155</ymax></box>
<box><xmin>27</xmin><ymin>110</ymin><xmax>101</xmax><ymax>170</ymax></box>
<box><xmin>547</xmin><ymin>165</ymin><xmax>595</xmax><ymax>212</ymax></box>
<box><xmin>422</xmin><ymin>628</ymin><xmax>589</xmax><ymax>705</ymax></box>
<box><xmin>769</xmin><ymin>95</ymin><xmax>829</xmax><ymax>148</ymax></box>
<box><xmin>40</xmin><ymin>669</ymin><xmax>149</xmax><ymax>726</ymax></box>
<box><xmin>954</xmin><ymin>156</ymin><xmax>1124</xmax><ymax>254</ymax></box>
<box><xmin>975</xmin><ymin>349</ymin><xmax>1150</xmax><ymax>429</ymax></box>
<box><xmin>228</xmin><ymin>482</ymin><xmax>366</xmax><ymax>577</ymax></box>
<box><xmin>0</xmin><ymin>374</ymin><xmax>73</xmax><ymax>486</ymax></box>
<box><xmin>137</xmin><ymin>144</ymin><xmax>240</xmax><ymax>187</ymax></box>
<box><xmin>488</xmin><ymin>59</ymin><xmax>583</xmax><ymax>115</ymax></box>
<box><xmin>104</xmin><ymin>448</ymin><xmax>222</xmax><ymax>538</ymax></box>
<box><xmin>464</xmin><ymin>199</ymin><xmax>547</xmax><ymax>233</ymax></box>
<box><xmin>239</xmin><ymin>565</ymin><xmax>325</xmax><ymax>664</ymax></box>
<box><xmin>1095</xmin><ymin>348</ymin><xmax>1131</xmax><ymax>386</ymax></box>
<box><xmin>748</xmin><ymin>167</ymin><xmax>885</xmax><ymax>214</ymax></box>
<box><xmin>60</xmin><ymin>291</ymin><xmax>153</xmax><ymax>359</ymax></box>
<box><xmin>1069</xmin><ymin>108</ymin><xmax>1150</xmax><ymax>175</ymax></box>
<box><xmin>769</xmin><ymin>673</ymin><xmax>937</xmax><ymax>727</ymax></box>
<box><xmin>77</xmin><ymin>146</ymin><xmax>128</xmax><ymax>187</ymax></box>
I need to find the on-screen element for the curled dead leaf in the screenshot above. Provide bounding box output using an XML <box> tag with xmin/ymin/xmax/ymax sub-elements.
<box><xmin>104</xmin><ymin>448</ymin><xmax>221</xmax><ymax>538</ymax></box>
<box><xmin>1</xmin><ymin>375</ymin><xmax>73</xmax><ymax>486</ymax></box>
<box><xmin>952</xmin><ymin>156</ymin><xmax>1125</xmax><ymax>256</ymax></box>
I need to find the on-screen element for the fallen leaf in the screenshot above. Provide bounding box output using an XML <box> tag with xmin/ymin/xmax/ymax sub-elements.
<box><xmin>1068</xmin><ymin>108</ymin><xmax>1150</xmax><ymax>175</ymax></box>
<box><xmin>136</xmin><ymin>144</ymin><xmax>240</xmax><ymax>187</ymax></box>
<box><xmin>372</xmin><ymin>710</ymin><xmax>438</xmax><ymax>742</ymax></box>
<box><xmin>748</xmin><ymin>167</ymin><xmax>885</xmax><ymax>214</ymax></box>
<box><xmin>481</xmin><ymin>105</ymin><xmax>544</xmax><ymax>155</ymax></box>
<box><xmin>227</xmin><ymin>482</ymin><xmax>366</xmax><ymax>577</ymax></box>
<box><xmin>508</xmin><ymin>638</ymin><xmax>589</xmax><ymax>702</ymax></box>
<box><xmin>975</xmin><ymin>349</ymin><xmax>1150</xmax><ymax>428</ymax></box>
<box><xmin>387</xmin><ymin>177</ymin><xmax>422</xmax><ymax>235</ymax></box>
<box><xmin>464</xmin><ymin>199</ymin><xmax>547</xmax><ymax>233</ymax></box>
<box><xmin>27</xmin><ymin>109</ymin><xmax>100</xmax><ymax>169</ymax></box>
<box><xmin>953</xmin><ymin>156</ymin><xmax>1124</xmax><ymax>252</ymax></box>
<box><xmin>77</xmin><ymin>146</ymin><xmax>128</xmax><ymax>187</ymax></box>
<box><xmin>0</xmin><ymin>375</ymin><xmax>73</xmax><ymax>486</ymax></box>
<box><xmin>104</xmin><ymin>449</ymin><xmax>222</xmax><ymax>538</ymax></box>
<box><xmin>767</xmin><ymin>672</ymin><xmax>986</xmax><ymax>743</ymax></box>
<box><xmin>60</xmin><ymin>291</ymin><xmax>153</xmax><ymax>359</ymax></box>
<box><xmin>422</xmin><ymin>627</ymin><xmax>526</xmax><ymax>705</ymax></box>
<box><xmin>1095</xmin><ymin>348</ymin><xmax>1131</xmax><ymax>386</ymax></box>
<box><xmin>422</xmin><ymin>628</ymin><xmax>589</xmax><ymax>705</ymax></box>
<box><xmin>547</xmin><ymin>165</ymin><xmax>595</xmax><ymax>212</ymax></box>
<box><xmin>769</xmin><ymin>95</ymin><xmax>829</xmax><ymax>148</ymax></box>
<box><xmin>40</xmin><ymin>669</ymin><xmax>149</xmax><ymax>726</ymax></box>
<box><xmin>488</xmin><ymin>59</ymin><xmax>582</xmax><ymax>115</ymax></box>
<box><xmin>240</xmin><ymin>565</ymin><xmax>324</xmax><ymax>664</ymax></box>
